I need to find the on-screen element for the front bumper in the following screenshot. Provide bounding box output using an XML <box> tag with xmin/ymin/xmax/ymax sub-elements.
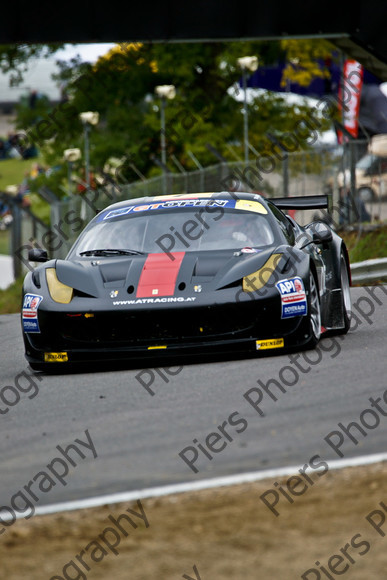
<box><xmin>23</xmin><ymin>298</ymin><xmax>312</xmax><ymax>366</ymax></box>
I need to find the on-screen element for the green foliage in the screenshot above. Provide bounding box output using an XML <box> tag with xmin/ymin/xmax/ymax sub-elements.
<box><xmin>28</xmin><ymin>193</ymin><xmax>51</xmax><ymax>225</ymax></box>
<box><xmin>341</xmin><ymin>226</ymin><xmax>387</xmax><ymax>263</ymax></box>
<box><xmin>0</xmin><ymin>44</ymin><xmax>64</xmax><ymax>86</ymax></box>
<box><xmin>0</xmin><ymin>276</ymin><xmax>23</xmax><ymax>314</ymax></box>
<box><xmin>14</xmin><ymin>92</ymin><xmax>51</xmax><ymax>130</ymax></box>
<box><xmin>27</xmin><ymin>163</ymin><xmax>69</xmax><ymax>197</ymax></box>
<box><xmin>11</xmin><ymin>40</ymin><xmax>337</xmax><ymax>192</ymax></box>
<box><xmin>0</xmin><ymin>229</ymin><xmax>9</xmax><ymax>254</ymax></box>
<box><xmin>280</xmin><ymin>39</ymin><xmax>336</xmax><ymax>88</ymax></box>
<box><xmin>0</xmin><ymin>157</ymin><xmax>43</xmax><ymax>191</ymax></box>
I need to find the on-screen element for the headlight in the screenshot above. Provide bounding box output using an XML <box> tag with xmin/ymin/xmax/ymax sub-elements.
<box><xmin>46</xmin><ymin>268</ymin><xmax>73</xmax><ymax>303</ymax></box>
<box><xmin>243</xmin><ymin>253</ymin><xmax>282</xmax><ymax>292</ymax></box>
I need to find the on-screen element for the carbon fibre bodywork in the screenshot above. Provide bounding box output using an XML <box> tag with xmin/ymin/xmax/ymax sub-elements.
<box><xmin>21</xmin><ymin>192</ymin><xmax>351</xmax><ymax>371</ymax></box>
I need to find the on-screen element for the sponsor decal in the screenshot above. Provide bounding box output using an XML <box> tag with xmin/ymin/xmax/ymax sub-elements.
<box><xmin>98</xmin><ymin>199</ymin><xmax>230</xmax><ymax>221</ymax></box>
<box><xmin>275</xmin><ymin>277</ymin><xmax>307</xmax><ymax>319</ymax></box>
<box><xmin>194</xmin><ymin>285</ymin><xmax>202</xmax><ymax>293</ymax></box>
<box><xmin>256</xmin><ymin>338</ymin><xmax>284</xmax><ymax>350</ymax></box>
<box><xmin>98</xmin><ymin>197</ymin><xmax>268</xmax><ymax>222</ymax></box>
<box><xmin>240</xmin><ymin>247</ymin><xmax>260</xmax><ymax>254</ymax></box>
<box><xmin>113</xmin><ymin>297</ymin><xmax>197</xmax><ymax>305</ymax></box>
<box><xmin>22</xmin><ymin>293</ymin><xmax>43</xmax><ymax>333</ymax></box>
<box><xmin>147</xmin><ymin>345</ymin><xmax>167</xmax><ymax>350</ymax></box>
<box><xmin>150</xmin><ymin>193</ymin><xmax>215</xmax><ymax>200</ymax></box>
<box><xmin>235</xmin><ymin>199</ymin><xmax>267</xmax><ymax>214</ymax></box>
<box><xmin>44</xmin><ymin>352</ymin><xmax>68</xmax><ymax>362</ymax></box>
<box><xmin>110</xmin><ymin>290</ymin><xmax>119</xmax><ymax>298</ymax></box>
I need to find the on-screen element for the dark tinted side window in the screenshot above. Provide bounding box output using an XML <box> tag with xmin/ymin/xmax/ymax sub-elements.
<box><xmin>268</xmin><ymin>203</ymin><xmax>295</xmax><ymax>244</ymax></box>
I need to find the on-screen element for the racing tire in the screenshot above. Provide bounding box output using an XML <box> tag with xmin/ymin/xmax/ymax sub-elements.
<box><xmin>335</xmin><ymin>251</ymin><xmax>352</xmax><ymax>335</ymax></box>
<box><xmin>304</xmin><ymin>270</ymin><xmax>321</xmax><ymax>349</ymax></box>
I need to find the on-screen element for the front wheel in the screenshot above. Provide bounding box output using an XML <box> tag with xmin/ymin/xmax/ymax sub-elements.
<box><xmin>305</xmin><ymin>271</ymin><xmax>321</xmax><ymax>349</ymax></box>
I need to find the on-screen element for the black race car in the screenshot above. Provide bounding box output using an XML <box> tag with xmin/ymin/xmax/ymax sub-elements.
<box><xmin>22</xmin><ymin>191</ymin><xmax>352</xmax><ymax>371</ymax></box>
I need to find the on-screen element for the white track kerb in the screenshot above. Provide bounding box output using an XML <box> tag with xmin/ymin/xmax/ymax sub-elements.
<box><xmin>21</xmin><ymin>452</ymin><xmax>387</xmax><ymax>519</ymax></box>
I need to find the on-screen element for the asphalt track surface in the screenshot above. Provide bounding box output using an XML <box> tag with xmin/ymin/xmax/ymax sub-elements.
<box><xmin>0</xmin><ymin>285</ymin><xmax>386</xmax><ymax>510</ymax></box>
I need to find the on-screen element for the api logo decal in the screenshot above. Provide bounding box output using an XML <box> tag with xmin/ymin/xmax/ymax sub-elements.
<box><xmin>275</xmin><ymin>277</ymin><xmax>307</xmax><ymax>319</ymax></box>
<box><xmin>22</xmin><ymin>293</ymin><xmax>43</xmax><ymax>333</ymax></box>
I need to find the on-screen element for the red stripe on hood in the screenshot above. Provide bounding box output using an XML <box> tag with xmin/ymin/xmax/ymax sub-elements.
<box><xmin>136</xmin><ymin>252</ymin><xmax>185</xmax><ymax>298</ymax></box>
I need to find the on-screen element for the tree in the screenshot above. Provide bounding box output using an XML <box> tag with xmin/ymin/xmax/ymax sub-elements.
<box><xmin>280</xmin><ymin>39</ymin><xmax>336</xmax><ymax>88</ymax></box>
<box><xmin>0</xmin><ymin>44</ymin><xmax>63</xmax><ymax>86</ymax></box>
<box><xmin>11</xmin><ymin>40</ymin><xmax>336</xmax><ymax>196</ymax></box>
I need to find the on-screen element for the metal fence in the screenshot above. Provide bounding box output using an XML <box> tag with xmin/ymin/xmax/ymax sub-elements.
<box><xmin>9</xmin><ymin>204</ymin><xmax>50</xmax><ymax>277</ymax></box>
<box><xmin>115</xmin><ymin>149</ymin><xmax>339</xmax><ymax>200</ymax></box>
<box><xmin>12</xmin><ymin>141</ymin><xmax>387</xmax><ymax>266</ymax></box>
<box><xmin>50</xmin><ymin>150</ymin><xmax>342</xmax><ymax>259</ymax></box>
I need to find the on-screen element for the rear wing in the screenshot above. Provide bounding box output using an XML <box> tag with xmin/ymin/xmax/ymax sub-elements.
<box><xmin>271</xmin><ymin>195</ymin><xmax>329</xmax><ymax>210</ymax></box>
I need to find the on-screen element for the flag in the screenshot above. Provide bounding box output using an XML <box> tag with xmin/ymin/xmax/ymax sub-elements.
<box><xmin>337</xmin><ymin>59</ymin><xmax>363</xmax><ymax>143</ymax></box>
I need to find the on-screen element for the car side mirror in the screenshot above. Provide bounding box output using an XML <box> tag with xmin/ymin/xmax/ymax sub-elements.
<box><xmin>312</xmin><ymin>227</ymin><xmax>332</xmax><ymax>245</ymax></box>
<box><xmin>301</xmin><ymin>222</ymin><xmax>333</xmax><ymax>248</ymax></box>
<box><xmin>28</xmin><ymin>248</ymin><xmax>48</xmax><ymax>262</ymax></box>
<box><xmin>307</xmin><ymin>222</ymin><xmax>333</xmax><ymax>244</ymax></box>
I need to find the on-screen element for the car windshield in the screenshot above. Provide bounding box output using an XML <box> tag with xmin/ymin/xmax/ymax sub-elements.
<box><xmin>69</xmin><ymin>206</ymin><xmax>276</xmax><ymax>257</ymax></box>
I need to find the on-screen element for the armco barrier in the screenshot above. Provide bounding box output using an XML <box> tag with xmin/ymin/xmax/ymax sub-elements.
<box><xmin>350</xmin><ymin>258</ymin><xmax>387</xmax><ymax>285</ymax></box>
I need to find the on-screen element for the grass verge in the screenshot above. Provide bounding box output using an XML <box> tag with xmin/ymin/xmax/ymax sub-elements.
<box><xmin>0</xmin><ymin>229</ymin><xmax>10</xmax><ymax>254</ymax></box>
<box><xmin>0</xmin><ymin>276</ymin><xmax>23</xmax><ymax>314</ymax></box>
<box><xmin>339</xmin><ymin>224</ymin><xmax>387</xmax><ymax>262</ymax></box>
<box><xmin>0</xmin><ymin>157</ymin><xmax>41</xmax><ymax>191</ymax></box>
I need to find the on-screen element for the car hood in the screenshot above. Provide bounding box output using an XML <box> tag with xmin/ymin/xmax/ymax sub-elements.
<box><xmin>54</xmin><ymin>246</ymin><xmax>289</xmax><ymax>299</ymax></box>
